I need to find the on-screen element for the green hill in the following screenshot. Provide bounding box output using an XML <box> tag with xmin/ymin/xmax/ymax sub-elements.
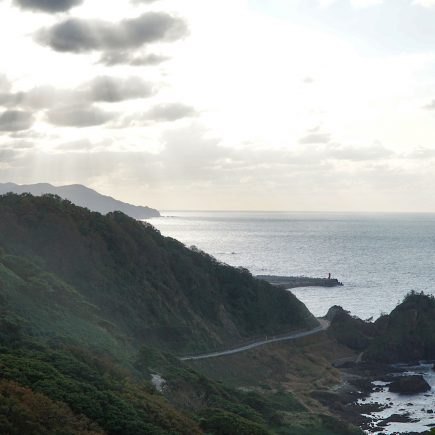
<box><xmin>0</xmin><ymin>193</ymin><xmax>316</xmax><ymax>355</ymax></box>
<box><xmin>0</xmin><ymin>193</ymin><xmax>360</xmax><ymax>434</ymax></box>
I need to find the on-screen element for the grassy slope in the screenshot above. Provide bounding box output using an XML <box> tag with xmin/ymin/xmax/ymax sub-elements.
<box><xmin>187</xmin><ymin>332</ymin><xmax>354</xmax><ymax>393</ymax></box>
<box><xmin>0</xmin><ymin>253</ymin><xmax>130</xmax><ymax>356</ymax></box>
<box><xmin>186</xmin><ymin>332</ymin><xmax>360</xmax><ymax>435</ymax></box>
<box><xmin>0</xmin><ymin>311</ymin><xmax>361</xmax><ymax>435</ymax></box>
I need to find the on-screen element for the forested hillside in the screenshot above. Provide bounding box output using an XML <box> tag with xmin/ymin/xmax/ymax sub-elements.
<box><xmin>0</xmin><ymin>193</ymin><xmax>365</xmax><ymax>435</ymax></box>
<box><xmin>0</xmin><ymin>193</ymin><xmax>316</xmax><ymax>355</ymax></box>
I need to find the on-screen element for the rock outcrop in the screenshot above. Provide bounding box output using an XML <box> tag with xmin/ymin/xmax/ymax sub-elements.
<box><xmin>388</xmin><ymin>375</ymin><xmax>431</xmax><ymax>395</ymax></box>
<box><xmin>364</xmin><ymin>292</ymin><xmax>435</xmax><ymax>363</ymax></box>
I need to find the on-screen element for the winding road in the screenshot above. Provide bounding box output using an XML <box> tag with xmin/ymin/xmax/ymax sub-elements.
<box><xmin>180</xmin><ymin>318</ymin><xmax>330</xmax><ymax>361</ymax></box>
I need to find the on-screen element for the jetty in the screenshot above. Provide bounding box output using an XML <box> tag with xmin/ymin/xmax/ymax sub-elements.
<box><xmin>257</xmin><ymin>275</ymin><xmax>343</xmax><ymax>289</ymax></box>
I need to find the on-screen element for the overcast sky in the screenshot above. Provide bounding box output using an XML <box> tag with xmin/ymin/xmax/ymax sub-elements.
<box><xmin>1</xmin><ymin>0</ymin><xmax>435</xmax><ymax>211</ymax></box>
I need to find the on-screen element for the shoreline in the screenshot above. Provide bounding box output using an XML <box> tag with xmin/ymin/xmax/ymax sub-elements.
<box><xmin>319</xmin><ymin>361</ymin><xmax>435</xmax><ymax>434</ymax></box>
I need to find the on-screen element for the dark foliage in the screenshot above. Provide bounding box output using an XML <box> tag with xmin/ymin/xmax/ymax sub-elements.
<box><xmin>365</xmin><ymin>291</ymin><xmax>435</xmax><ymax>363</ymax></box>
<box><xmin>0</xmin><ymin>194</ymin><xmax>361</xmax><ymax>434</ymax></box>
<box><xmin>0</xmin><ymin>193</ymin><xmax>315</xmax><ymax>353</ymax></box>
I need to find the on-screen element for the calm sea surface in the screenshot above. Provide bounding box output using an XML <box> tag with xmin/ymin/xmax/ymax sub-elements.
<box><xmin>148</xmin><ymin>211</ymin><xmax>435</xmax><ymax>319</ymax></box>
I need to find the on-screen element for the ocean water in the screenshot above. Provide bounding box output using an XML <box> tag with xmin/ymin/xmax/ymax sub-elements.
<box><xmin>148</xmin><ymin>211</ymin><xmax>435</xmax><ymax>319</ymax></box>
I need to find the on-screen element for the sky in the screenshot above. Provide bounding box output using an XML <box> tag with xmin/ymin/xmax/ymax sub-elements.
<box><xmin>1</xmin><ymin>0</ymin><xmax>435</xmax><ymax>211</ymax></box>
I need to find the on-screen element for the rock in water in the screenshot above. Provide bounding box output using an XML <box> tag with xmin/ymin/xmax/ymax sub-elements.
<box><xmin>388</xmin><ymin>375</ymin><xmax>431</xmax><ymax>395</ymax></box>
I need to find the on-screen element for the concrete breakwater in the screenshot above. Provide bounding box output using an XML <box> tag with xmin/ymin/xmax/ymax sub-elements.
<box><xmin>257</xmin><ymin>275</ymin><xmax>343</xmax><ymax>289</ymax></box>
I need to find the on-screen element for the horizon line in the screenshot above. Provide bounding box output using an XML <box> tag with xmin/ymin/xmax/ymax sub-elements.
<box><xmin>154</xmin><ymin>209</ymin><xmax>435</xmax><ymax>215</ymax></box>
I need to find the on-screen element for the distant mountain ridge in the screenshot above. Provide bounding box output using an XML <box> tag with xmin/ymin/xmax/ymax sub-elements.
<box><xmin>0</xmin><ymin>182</ymin><xmax>160</xmax><ymax>218</ymax></box>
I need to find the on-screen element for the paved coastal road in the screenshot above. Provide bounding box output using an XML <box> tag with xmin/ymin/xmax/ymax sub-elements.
<box><xmin>180</xmin><ymin>318</ymin><xmax>330</xmax><ymax>361</ymax></box>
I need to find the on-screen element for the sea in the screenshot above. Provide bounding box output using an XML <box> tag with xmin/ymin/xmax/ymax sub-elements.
<box><xmin>148</xmin><ymin>210</ymin><xmax>435</xmax><ymax>434</ymax></box>
<box><xmin>148</xmin><ymin>211</ymin><xmax>435</xmax><ymax>320</ymax></box>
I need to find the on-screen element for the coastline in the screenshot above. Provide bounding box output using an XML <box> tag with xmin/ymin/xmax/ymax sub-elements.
<box><xmin>320</xmin><ymin>361</ymin><xmax>435</xmax><ymax>434</ymax></box>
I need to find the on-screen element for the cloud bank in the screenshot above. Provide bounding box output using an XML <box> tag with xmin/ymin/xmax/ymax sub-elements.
<box><xmin>37</xmin><ymin>12</ymin><xmax>188</xmax><ymax>54</ymax></box>
<box><xmin>14</xmin><ymin>0</ymin><xmax>82</xmax><ymax>12</ymax></box>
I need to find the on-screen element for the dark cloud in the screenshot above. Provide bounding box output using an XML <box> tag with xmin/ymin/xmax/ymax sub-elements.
<box><xmin>114</xmin><ymin>103</ymin><xmax>197</xmax><ymax>128</ymax></box>
<box><xmin>99</xmin><ymin>51</ymin><xmax>169</xmax><ymax>66</ymax></box>
<box><xmin>0</xmin><ymin>85</ymin><xmax>76</xmax><ymax>110</ymax></box>
<box><xmin>0</xmin><ymin>75</ymin><xmax>157</xmax><ymax>132</ymax></box>
<box><xmin>20</xmin><ymin>87</ymin><xmax>72</xmax><ymax>109</ymax></box>
<box><xmin>0</xmin><ymin>77</ymin><xmax>154</xmax><ymax>114</ymax></box>
<box><xmin>87</xmin><ymin>76</ymin><xmax>154</xmax><ymax>103</ymax></box>
<box><xmin>46</xmin><ymin>106</ymin><xmax>114</xmax><ymax>127</ymax></box>
<box><xmin>145</xmin><ymin>103</ymin><xmax>197</xmax><ymax>122</ymax></box>
<box><xmin>14</xmin><ymin>0</ymin><xmax>82</xmax><ymax>12</ymax></box>
<box><xmin>37</xmin><ymin>12</ymin><xmax>188</xmax><ymax>54</ymax></box>
<box><xmin>0</xmin><ymin>92</ymin><xmax>23</xmax><ymax>107</ymax></box>
<box><xmin>0</xmin><ymin>111</ymin><xmax>33</xmax><ymax>131</ymax></box>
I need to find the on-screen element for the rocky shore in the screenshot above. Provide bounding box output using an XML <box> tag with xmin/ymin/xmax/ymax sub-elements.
<box><xmin>318</xmin><ymin>293</ymin><xmax>435</xmax><ymax>434</ymax></box>
<box><xmin>316</xmin><ymin>361</ymin><xmax>435</xmax><ymax>434</ymax></box>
